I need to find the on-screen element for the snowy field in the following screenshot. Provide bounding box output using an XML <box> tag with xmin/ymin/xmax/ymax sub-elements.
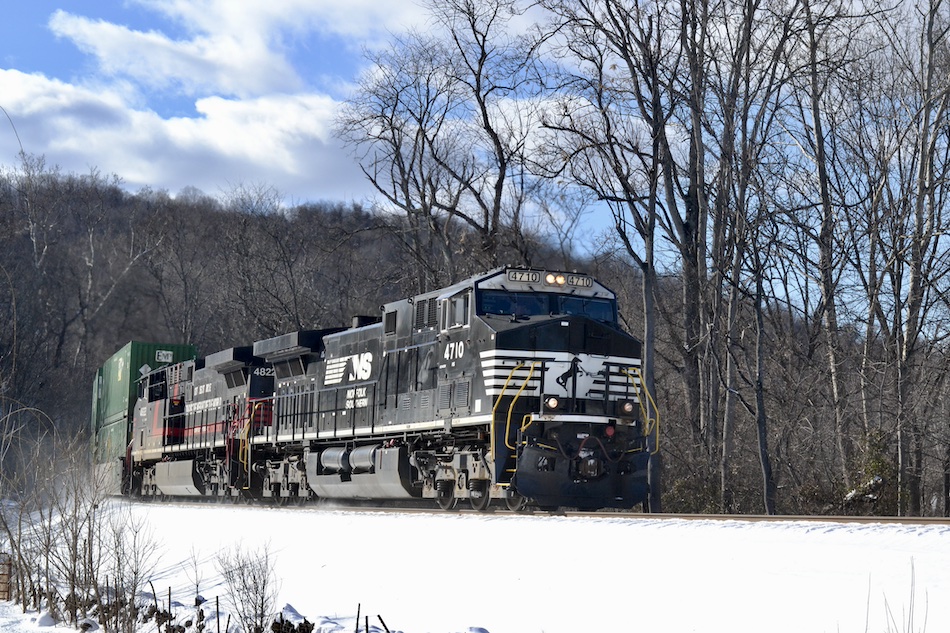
<box><xmin>2</xmin><ymin>501</ymin><xmax>950</xmax><ymax>633</ymax></box>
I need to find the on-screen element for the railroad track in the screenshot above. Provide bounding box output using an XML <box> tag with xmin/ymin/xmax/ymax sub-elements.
<box><xmin>127</xmin><ymin>496</ymin><xmax>950</xmax><ymax>525</ymax></box>
<box><xmin>585</xmin><ymin>511</ymin><xmax>950</xmax><ymax>525</ymax></box>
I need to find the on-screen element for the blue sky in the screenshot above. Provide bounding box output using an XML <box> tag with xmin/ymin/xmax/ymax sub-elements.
<box><xmin>0</xmin><ymin>1</ymin><xmax>429</xmax><ymax>204</ymax></box>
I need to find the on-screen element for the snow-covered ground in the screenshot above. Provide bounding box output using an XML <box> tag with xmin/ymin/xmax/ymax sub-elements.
<box><xmin>2</xmin><ymin>501</ymin><xmax>949</xmax><ymax>633</ymax></box>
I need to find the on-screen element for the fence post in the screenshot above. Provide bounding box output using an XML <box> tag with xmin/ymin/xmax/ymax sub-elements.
<box><xmin>0</xmin><ymin>553</ymin><xmax>11</xmax><ymax>601</ymax></box>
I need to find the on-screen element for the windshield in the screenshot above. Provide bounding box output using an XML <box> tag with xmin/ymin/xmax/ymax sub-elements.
<box><xmin>480</xmin><ymin>291</ymin><xmax>548</xmax><ymax>317</ymax></box>
<box><xmin>558</xmin><ymin>296</ymin><xmax>615</xmax><ymax>321</ymax></box>
<box><xmin>478</xmin><ymin>290</ymin><xmax>616</xmax><ymax>322</ymax></box>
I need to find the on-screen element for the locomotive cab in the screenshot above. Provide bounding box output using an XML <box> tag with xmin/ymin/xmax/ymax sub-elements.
<box><xmin>467</xmin><ymin>269</ymin><xmax>654</xmax><ymax>510</ymax></box>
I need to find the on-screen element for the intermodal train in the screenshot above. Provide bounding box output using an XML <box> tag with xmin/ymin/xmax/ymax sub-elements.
<box><xmin>91</xmin><ymin>267</ymin><xmax>660</xmax><ymax>511</ymax></box>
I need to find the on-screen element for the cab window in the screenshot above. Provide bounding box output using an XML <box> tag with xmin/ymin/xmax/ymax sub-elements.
<box><xmin>479</xmin><ymin>291</ymin><xmax>547</xmax><ymax>317</ymax></box>
<box><xmin>558</xmin><ymin>296</ymin><xmax>616</xmax><ymax>322</ymax></box>
<box><xmin>442</xmin><ymin>292</ymin><xmax>470</xmax><ymax>329</ymax></box>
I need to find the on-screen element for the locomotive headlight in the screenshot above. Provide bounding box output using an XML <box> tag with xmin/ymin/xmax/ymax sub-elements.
<box><xmin>615</xmin><ymin>400</ymin><xmax>636</xmax><ymax>416</ymax></box>
<box><xmin>544</xmin><ymin>396</ymin><xmax>560</xmax><ymax>411</ymax></box>
<box><xmin>544</xmin><ymin>273</ymin><xmax>567</xmax><ymax>286</ymax></box>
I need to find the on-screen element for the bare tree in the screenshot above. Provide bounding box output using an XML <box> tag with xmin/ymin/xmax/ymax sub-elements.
<box><xmin>95</xmin><ymin>504</ymin><xmax>162</xmax><ymax>633</ymax></box>
<box><xmin>794</xmin><ymin>0</ymin><xmax>863</xmax><ymax>491</ymax></box>
<box><xmin>887</xmin><ymin>0</ymin><xmax>950</xmax><ymax>516</ymax></box>
<box><xmin>708</xmin><ymin>0</ymin><xmax>801</xmax><ymax>514</ymax></box>
<box><xmin>1</xmin><ymin>155</ymin><xmax>160</xmax><ymax>436</ymax></box>
<box><xmin>139</xmin><ymin>189</ymin><xmax>223</xmax><ymax>344</ymax></box>
<box><xmin>183</xmin><ymin>546</ymin><xmax>205</xmax><ymax>607</ymax></box>
<box><xmin>47</xmin><ymin>435</ymin><xmax>111</xmax><ymax>625</ymax></box>
<box><xmin>785</xmin><ymin>0</ymin><xmax>950</xmax><ymax>514</ymax></box>
<box><xmin>338</xmin><ymin>30</ymin><xmax>465</xmax><ymax>291</ymax></box>
<box><xmin>861</xmin><ymin>0</ymin><xmax>950</xmax><ymax>515</ymax></box>
<box><xmin>216</xmin><ymin>194</ymin><xmax>392</xmax><ymax>337</ymax></box>
<box><xmin>339</xmin><ymin>0</ymin><xmax>546</xmax><ymax>290</ymax></box>
<box><xmin>536</xmin><ymin>0</ymin><xmax>689</xmax><ymax>510</ymax></box>
<box><xmin>6</xmin><ymin>155</ymin><xmax>156</xmax><ymax>368</ymax></box>
<box><xmin>215</xmin><ymin>543</ymin><xmax>280</xmax><ymax>633</ymax></box>
<box><xmin>0</xmin><ymin>402</ymin><xmax>55</xmax><ymax>612</ymax></box>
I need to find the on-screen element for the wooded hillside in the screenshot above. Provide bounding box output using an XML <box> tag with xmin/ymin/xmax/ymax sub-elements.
<box><xmin>5</xmin><ymin>0</ymin><xmax>950</xmax><ymax>517</ymax></box>
<box><xmin>0</xmin><ymin>155</ymin><xmax>945</xmax><ymax>517</ymax></box>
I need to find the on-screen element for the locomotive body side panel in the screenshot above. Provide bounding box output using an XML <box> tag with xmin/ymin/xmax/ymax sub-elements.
<box><xmin>319</xmin><ymin>324</ymin><xmax>382</xmax><ymax>439</ymax></box>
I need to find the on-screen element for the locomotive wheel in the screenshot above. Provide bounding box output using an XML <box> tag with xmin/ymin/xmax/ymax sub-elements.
<box><xmin>435</xmin><ymin>480</ymin><xmax>457</xmax><ymax>511</ymax></box>
<box><xmin>505</xmin><ymin>488</ymin><xmax>528</xmax><ymax>512</ymax></box>
<box><xmin>468</xmin><ymin>481</ymin><xmax>491</xmax><ymax>512</ymax></box>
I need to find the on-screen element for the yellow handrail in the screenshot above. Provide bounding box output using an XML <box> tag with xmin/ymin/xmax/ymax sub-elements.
<box><xmin>623</xmin><ymin>366</ymin><xmax>660</xmax><ymax>455</ymax></box>
<box><xmin>238</xmin><ymin>400</ymin><xmax>265</xmax><ymax>489</ymax></box>
<box><xmin>520</xmin><ymin>413</ymin><xmax>534</xmax><ymax>433</ymax></box>
<box><xmin>490</xmin><ymin>361</ymin><xmax>525</xmax><ymax>460</ymax></box>
<box><xmin>505</xmin><ymin>361</ymin><xmax>540</xmax><ymax>450</ymax></box>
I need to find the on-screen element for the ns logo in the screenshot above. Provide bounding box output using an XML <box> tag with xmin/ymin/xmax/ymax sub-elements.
<box><xmin>325</xmin><ymin>352</ymin><xmax>373</xmax><ymax>385</ymax></box>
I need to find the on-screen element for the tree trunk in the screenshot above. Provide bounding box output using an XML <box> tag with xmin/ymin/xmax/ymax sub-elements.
<box><xmin>804</xmin><ymin>0</ymin><xmax>850</xmax><ymax>489</ymax></box>
<box><xmin>642</xmin><ymin>258</ymin><xmax>662</xmax><ymax>513</ymax></box>
<box><xmin>754</xmin><ymin>264</ymin><xmax>777</xmax><ymax>515</ymax></box>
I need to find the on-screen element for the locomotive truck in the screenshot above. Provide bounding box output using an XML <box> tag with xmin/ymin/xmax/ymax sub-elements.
<box><xmin>91</xmin><ymin>267</ymin><xmax>660</xmax><ymax>511</ymax></box>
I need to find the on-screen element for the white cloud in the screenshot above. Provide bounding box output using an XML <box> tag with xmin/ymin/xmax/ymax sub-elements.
<box><xmin>48</xmin><ymin>1</ymin><xmax>431</xmax><ymax>97</ymax></box>
<box><xmin>1</xmin><ymin>2</ymin><xmax>435</xmax><ymax>205</ymax></box>
<box><xmin>131</xmin><ymin>0</ymin><xmax>428</xmax><ymax>38</ymax></box>
<box><xmin>0</xmin><ymin>68</ymin><xmax>368</xmax><ymax>202</ymax></box>
<box><xmin>170</xmin><ymin>93</ymin><xmax>338</xmax><ymax>172</ymax></box>
<box><xmin>48</xmin><ymin>10</ymin><xmax>301</xmax><ymax>98</ymax></box>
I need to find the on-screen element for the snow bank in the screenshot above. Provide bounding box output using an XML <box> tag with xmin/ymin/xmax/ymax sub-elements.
<box><xmin>3</xmin><ymin>502</ymin><xmax>949</xmax><ymax>633</ymax></box>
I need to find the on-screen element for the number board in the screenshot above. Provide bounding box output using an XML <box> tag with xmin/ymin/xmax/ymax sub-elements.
<box><xmin>567</xmin><ymin>275</ymin><xmax>593</xmax><ymax>288</ymax></box>
<box><xmin>506</xmin><ymin>270</ymin><xmax>541</xmax><ymax>283</ymax></box>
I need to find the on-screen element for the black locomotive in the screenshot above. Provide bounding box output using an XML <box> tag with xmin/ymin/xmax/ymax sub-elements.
<box><xmin>91</xmin><ymin>268</ymin><xmax>659</xmax><ymax>511</ymax></box>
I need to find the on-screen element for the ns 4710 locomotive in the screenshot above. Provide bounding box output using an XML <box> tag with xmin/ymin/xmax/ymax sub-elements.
<box><xmin>91</xmin><ymin>268</ymin><xmax>660</xmax><ymax>511</ymax></box>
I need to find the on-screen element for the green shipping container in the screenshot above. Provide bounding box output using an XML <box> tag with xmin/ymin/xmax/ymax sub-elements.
<box><xmin>91</xmin><ymin>341</ymin><xmax>197</xmax><ymax>463</ymax></box>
